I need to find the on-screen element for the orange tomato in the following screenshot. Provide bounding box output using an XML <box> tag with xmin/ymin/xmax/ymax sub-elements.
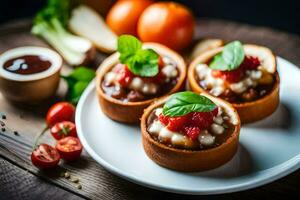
<box><xmin>106</xmin><ymin>0</ymin><xmax>154</xmax><ymax>36</ymax></box>
<box><xmin>137</xmin><ymin>2</ymin><xmax>195</xmax><ymax>51</ymax></box>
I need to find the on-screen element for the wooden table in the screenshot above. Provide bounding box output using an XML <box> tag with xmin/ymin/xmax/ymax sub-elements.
<box><xmin>0</xmin><ymin>19</ymin><xmax>299</xmax><ymax>200</ymax></box>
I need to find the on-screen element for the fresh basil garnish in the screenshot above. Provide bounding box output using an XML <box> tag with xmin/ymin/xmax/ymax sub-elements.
<box><xmin>62</xmin><ymin>67</ymin><xmax>95</xmax><ymax>104</ymax></box>
<box><xmin>162</xmin><ymin>91</ymin><xmax>217</xmax><ymax>117</ymax></box>
<box><xmin>117</xmin><ymin>35</ymin><xmax>159</xmax><ymax>77</ymax></box>
<box><xmin>209</xmin><ymin>41</ymin><xmax>245</xmax><ymax>71</ymax></box>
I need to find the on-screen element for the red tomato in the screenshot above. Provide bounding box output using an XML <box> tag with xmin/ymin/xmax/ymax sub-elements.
<box><xmin>106</xmin><ymin>0</ymin><xmax>153</xmax><ymax>36</ymax></box>
<box><xmin>56</xmin><ymin>137</ymin><xmax>83</xmax><ymax>161</ymax></box>
<box><xmin>138</xmin><ymin>2</ymin><xmax>195</xmax><ymax>51</ymax></box>
<box><xmin>31</xmin><ymin>144</ymin><xmax>60</xmax><ymax>169</ymax></box>
<box><xmin>46</xmin><ymin>102</ymin><xmax>75</xmax><ymax>127</ymax></box>
<box><xmin>50</xmin><ymin>121</ymin><xmax>77</xmax><ymax>140</ymax></box>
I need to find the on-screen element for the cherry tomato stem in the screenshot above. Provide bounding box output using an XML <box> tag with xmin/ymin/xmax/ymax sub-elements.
<box><xmin>51</xmin><ymin>121</ymin><xmax>77</xmax><ymax>140</ymax></box>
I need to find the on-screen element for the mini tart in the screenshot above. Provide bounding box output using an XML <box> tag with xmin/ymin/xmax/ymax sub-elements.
<box><xmin>188</xmin><ymin>44</ymin><xmax>280</xmax><ymax>123</ymax></box>
<box><xmin>96</xmin><ymin>43</ymin><xmax>186</xmax><ymax>123</ymax></box>
<box><xmin>141</xmin><ymin>94</ymin><xmax>241</xmax><ymax>172</ymax></box>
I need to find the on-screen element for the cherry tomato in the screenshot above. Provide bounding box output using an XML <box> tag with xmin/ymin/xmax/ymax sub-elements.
<box><xmin>106</xmin><ymin>0</ymin><xmax>153</xmax><ymax>36</ymax></box>
<box><xmin>56</xmin><ymin>137</ymin><xmax>83</xmax><ymax>161</ymax></box>
<box><xmin>31</xmin><ymin>144</ymin><xmax>60</xmax><ymax>169</ymax></box>
<box><xmin>138</xmin><ymin>2</ymin><xmax>195</xmax><ymax>51</ymax></box>
<box><xmin>46</xmin><ymin>102</ymin><xmax>75</xmax><ymax>127</ymax></box>
<box><xmin>50</xmin><ymin>121</ymin><xmax>77</xmax><ymax>140</ymax></box>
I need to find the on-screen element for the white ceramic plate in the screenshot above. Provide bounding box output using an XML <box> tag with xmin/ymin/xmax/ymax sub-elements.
<box><xmin>76</xmin><ymin>57</ymin><xmax>300</xmax><ymax>195</ymax></box>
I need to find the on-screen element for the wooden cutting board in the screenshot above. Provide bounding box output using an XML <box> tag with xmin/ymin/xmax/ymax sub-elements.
<box><xmin>0</xmin><ymin>18</ymin><xmax>299</xmax><ymax>200</ymax></box>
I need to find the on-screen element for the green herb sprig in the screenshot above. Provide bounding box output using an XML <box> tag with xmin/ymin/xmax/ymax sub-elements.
<box><xmin>62</xmin><ymin>67</ymin><xmax>95</xmax><ymax>104</ymax></box>
<box><xmin>117</xmin><ymin>35</ymin><xmax>159</xmax><ymax>77</ymax></box>
<box><xmin>162</xmin><ymin>91</ymin><xmax>217</xmax><ymax>117</ymax></box>
<box><xmin>209</xmin><ymin>41</ymin><xmax>245</xmax><ymax>71</ymax></box>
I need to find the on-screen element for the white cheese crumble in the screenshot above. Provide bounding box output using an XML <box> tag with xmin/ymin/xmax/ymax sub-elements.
<box><xmin>155</xmin><ymin>108</ymin><xmax>163</xmax><ymax>116</ymax></box>
<box><xmin>129</xmin><ymin>77</ymin><xmax>143</xmax><ymax>90</ymax></box>
<box><xmin>162</xmin><ymin>57</ymin><xmax>173</xmax><ymax>65</ymax></box>
<box><xmin>148</xmin><ymin>120</ymin><xmax>164</xmax><ymax>134</ymax></box>
<box><xmin>142</xmin><ymin>83</ymin><xmax>158</xmax><ymax>95</ymax></box>
<box><xmin>211</xmin><ymin>123</ymin><xmax>225</xmax><ymax>135</ymax></box>
<box><xmin>147</xmin><ymin>119</ymin><xmax>192</xmax><ymax>148</ymax></box>
<box><xmin>229</xmin><ymin>77</ymin><xmax>257</xmax><ymax>94</ymax></box>
<box><xmin>196</xmin><ymin>64</ymin><xmax>225</xmax><ymax>96</ymax></box>
<box><xmin>198</xmin><ymin>133</ymin><xmax>215</xmax><ymax>146</ymax></box>
<box><xmin>148</xmin><ymin>107</ymin><xmax>229</xmax><ymax>148</ymax></box>
<box><xmin>104</xmin><ymin>72</ymin><xmax>117</xmax><ymax>85</ymax></box>
<box><xmin>171</xmin><ymin>134</ymin><xmax>187</xmax><ymax>146</ymax></box>
<box><xmin>104</xmin><ymin>58</ymin><xmax>178</xmax><ymax>95</ymax></box>
<box><xmin>213</xmin><ymin>116</ymin><xmax>223</xmax><ymax>125</ymax></box>
<box><xmin>195</xmin><ymin>63</ymin><xmax>264</xmax><ymax>96</ymax></box>
<box><xmin>159</xmin><ymin>127</ymin><xmax>173</xmax><ymax>141</ymax></box>
<box><xmin>162</xmin><ymin>64</ymin><xmax>178</xmax><ymax>78</ymax></box>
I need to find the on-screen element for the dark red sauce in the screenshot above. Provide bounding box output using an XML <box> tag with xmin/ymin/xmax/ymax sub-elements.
<box><xmin>3</xmin><ymin>55</ymin><xmax>52</xmax><ymax>75</ymax></box>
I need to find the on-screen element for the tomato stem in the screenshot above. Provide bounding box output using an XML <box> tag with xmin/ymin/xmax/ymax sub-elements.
<box><xmin>32</xmin><ymin>125</ymin><xmax>49</xmax><ymax>150</ymax></box>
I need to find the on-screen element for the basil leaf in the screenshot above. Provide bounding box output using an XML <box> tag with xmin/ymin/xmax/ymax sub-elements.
<box><xmin>209</xmin><ymin>53</ymin><xmax>228</xmax><ymax>70</ymax></box>
<box><xmin>117</xmin><ymin>35</ymin><xmax>159</xmax><ymax>77</ymax></box>
<box><xmin>117</xmin><ymin>35</ymin><xmax>141</xmax><ymax>54</ymax></box>
<box><xmin>135</xmin><ymin>49</ymin><xmax>159</xmax><ymax>77</ymax></box>
<box><xmin>68</xmin><ymin>81</ymin><xmax>89</xmax><ymax>104</ymax></box>
<box><xmin>209</xmin><ymin>41</ymin><xmax>245</xmax><ymax>71</ymax></box>
<box><xmin>118</xmin><ymin>35</ymin><xmax>142</xmax><ymax>63</ymax></box>
<box><xmin>162</xmin><ymin>91</ymin><xmax>217</xmax><ymax>117</ymax></box>
<box><xmin>222</xmin><ymin>41</ymin><xmax>245</xmax><ymax>70</ymax></box>
<box><xmin>62</xmin><ymin>66</ymin><xmax>95</xmax><ymax>104</ymax></box>
<box><xmin>68</xmin><ymin>67</ymin><xmax>95</xmax><ymax>82</ymax></box>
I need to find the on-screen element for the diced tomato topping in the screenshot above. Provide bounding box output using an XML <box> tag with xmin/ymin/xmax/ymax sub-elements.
<box><xmin>158</xmin><ymin>113</ymin><xmax>169</xmax><ymax>125</ymax></box>
<box><xmin>158</xmin><ymin>108</ymin><xmax>218</xmax><ymax>140</ymax></box>
<box><xmin>166</xmin><ymin>115</ymin><xmax>189</xmax><ymax>132</ymax></box>
<box><xmin>240</xmin><ymin>56</ymin><xmax>261</xmax><ymax>70</ymax></box>
<box><xmin>211</xmin><ymin>107</ymin><xmax>219</xmax><ymax>116</ymax></box>
<box><xmin>158</xmin><ymin>56</ymin><xmax>164</xmax><ymax>68</ymax></box>
<box><xmin>211</xmin><ymin>56</ymin><xmax>260</xmax><ymax>83</ymax></box>
<box><xmin>189</xmin><ymin>112</ymin><xmax>215</xmax><ymax>129</ymax></box>
<box><xmin>116</xmin><ymin>64</ymin><xmax>134</xmax><ymax>87</ymax></box>
<box><xmin>114</xmin><ymin>57</ymin><xmax>167</xmax><ymax>86</ymax></box>
<box><xmin>183</xmin><ymin>126</ymin><xmax>200</xmax><ymax>140</ymax></box>
<box><xmin>212</xmin><ymin>68</ymin><xmax>245</xmax><ymax>83</ymax></box>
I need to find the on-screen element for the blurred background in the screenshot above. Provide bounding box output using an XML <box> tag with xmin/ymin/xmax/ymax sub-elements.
<box><xmin>0</xmin><ymin>0</ymin><xmax>299</xmax><ymax>35</ymax></box>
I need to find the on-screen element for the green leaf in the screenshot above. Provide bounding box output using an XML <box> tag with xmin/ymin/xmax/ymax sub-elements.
<box><xmin>62</xmin><ymin>66</ymin><xmax>95</xmax><ymax>105</ymax></box>
<box><xmin>209</xmin><ymin>53</ymin><xmax>228</xmax><ymax>71</ymax></box>
<box><xmin>68</xmin><ymin>67</ymin><xmax>95</xmax><ymax>82</ymax></box>
<box><xmin>117</xmin><ymin>35</ymin><xmax>159</xmax><ymax>77</ymax></box>
<box><xmin>222</xmin><ymin>41</ymin><xmax>245</xmax><ymax>69</ymax></box>
<box><xmin>162</xmin><ymin>91</ymin><xmax>217</xmax><ymax>117</ymax></box>
<box><xmin>68</xmin><ymin>81</ymin><xmax>89</xmax><ymax>104</ymax></box>
<box><xmin>209</xmin><ymin>41</ymin><xmax>245</xmax><ymax>71</ymax></box>
<box><xmin>33</xmin><ymin>0</ymin><xmax>71</xmax><ymax>27</ymax></box>
<box><xmin>118</xmin><ymin>35</ymin><xmax>142</xmax><ymax>63</ymax></box>
<box><xmin>128</xmin><ymin>49</ymin><xmax>159</xmax><ymax>77</ymax></box>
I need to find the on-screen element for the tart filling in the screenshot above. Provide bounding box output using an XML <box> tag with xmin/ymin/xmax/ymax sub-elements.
<box><xmin>100</xmin><ymin>35</ymin><xmax>180</xmax><ymax>103</ymax></box>
<box><xmin>195</xmin><ymin>41</ymin><xmax>276</xmax><ymax>103</ymax></box>
<box><xmin>146</xmin><ymin>92</ymin><xmax>238</xmax><ymax>151</ymax></box>
<box><xmin>102</xmin><ymin>56</ymin><xmax>179</xmax><ymax>102</ymax></box>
